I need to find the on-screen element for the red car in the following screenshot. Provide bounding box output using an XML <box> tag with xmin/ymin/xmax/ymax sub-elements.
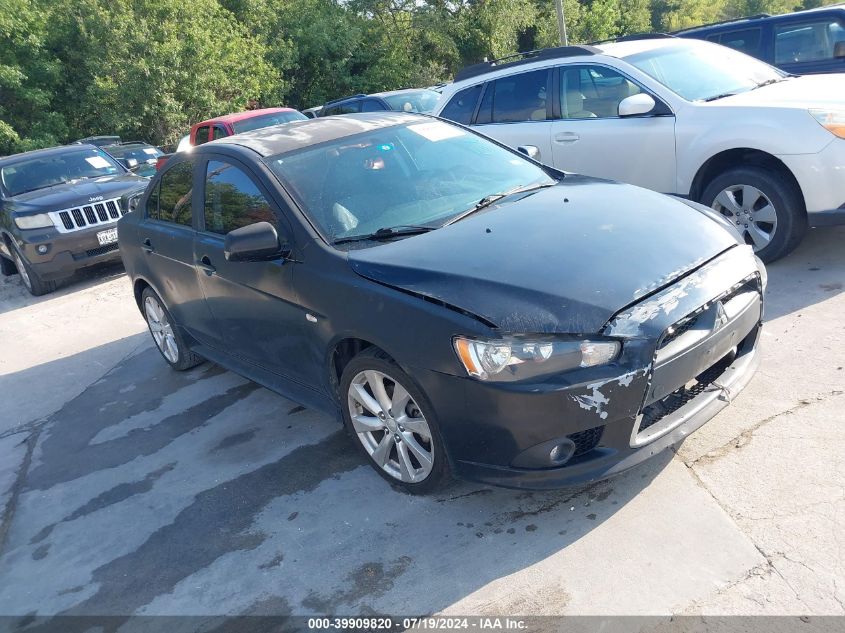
<box><xmin>190</xmin><ymin>107</ymin><xmax>307</xmax><ymax>146</ymax></box>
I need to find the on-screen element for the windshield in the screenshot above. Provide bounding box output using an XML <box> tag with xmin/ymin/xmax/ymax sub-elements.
<box><xmin>105</xmin><ymin>144</ymin><xmax>163</xmax><ymax>162</ymax></box>
<box><xmin>382</xmin><ymin>90</ymin><xmax>441</xmax><ymax>113</ymax></box>
<box><xmin>624</xmin><ymin>42</ymin><xmax>785</xmax><ymax>101</ymax></box>
<box><xmin>232</xmin><ymin>111</ymin><xmax>308</xmax><ymax>134</ymax></box>
<box><xmin>0</xmin><ymin>147</ymin><xmax>123</xmax><ymax>197</ymax></box>
<box><xmin>267</xmin><ymin>120</ymin><xmax>555</xmax><ymax>245</ymax></box>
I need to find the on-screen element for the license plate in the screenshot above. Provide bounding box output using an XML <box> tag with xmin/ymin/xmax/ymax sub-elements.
<box><xmin>97</xmin><ymin>228</ymin><xmax>118</xmax><ymax>246</ymax></box>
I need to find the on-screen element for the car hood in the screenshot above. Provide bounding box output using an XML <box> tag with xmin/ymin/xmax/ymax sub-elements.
<box><xmin>718</xmin><ymin>74</ymin><xmax>845</xmax><ymax>109</ymax></box>
<box><xmin>7</xmin><ymin>173</ymin><xmax>148</xmax><ymax>215</ymax></box>
<box><xmin>348</xmin><ymin>178</ymin><xmax>740</xmax><ymax>334</ymax></box>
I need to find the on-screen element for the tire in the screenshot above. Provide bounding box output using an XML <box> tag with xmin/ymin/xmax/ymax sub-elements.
<box><xmin>339</xmin><ymin>347</ymin><xmax>451</xmax><ymax>494</ymax></box>
<box><xmin>10</xmin><ymin>242</ymin><xmax>57</xmax><ymax>296</ymax></box>
<box><xmin>141</xmin><ymin>287</ymin><xmax>204</xmax><ymax>371</ymax></box>
<box><xmin>700</xmin><ymin>166</ymin><xmax>807</xmax><ymax>263</ymax></box>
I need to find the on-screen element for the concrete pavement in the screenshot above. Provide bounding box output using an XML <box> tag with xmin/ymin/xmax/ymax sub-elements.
<box><xmin>0</xmin><ymin>227</ymin><xmax>842</xmax><ymax>619</ymax></box>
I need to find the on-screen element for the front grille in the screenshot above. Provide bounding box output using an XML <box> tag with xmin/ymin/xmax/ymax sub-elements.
<box><xmin>47</xmin><ymin>197</ymin><xmax>125</xmax><ymax>233</ymax></box>
<box><xmin>638</xmin><ymin>351</ymin><xmax>736</xmax><ymax>432</ymax></box>
<box><xmin>567</xmin><ymin>426</ymin><xmax>603</xmax><ymax>457</ymax></box>
<box><xmin>82</xmin><ymin>243</ymin><xmax>119</xmax><ymax>258</ymax></box>
<box><xmin>660</xmin><ymin>313</ymin><xmax>701</xmax><ymax>348</ymax></box>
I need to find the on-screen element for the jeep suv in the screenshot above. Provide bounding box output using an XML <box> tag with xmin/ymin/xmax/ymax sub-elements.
<box><xmin>676</xmin><ymin>6</ymin><xmax>845</xmax><ymax>75</ymax></box>
<box><xmin>0</xmin><ymin>144</ymin><xmax>148</xmax><ymax>295</ymax></box>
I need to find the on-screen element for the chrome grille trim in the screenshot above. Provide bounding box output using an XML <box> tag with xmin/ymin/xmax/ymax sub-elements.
<box><xmin>47</xmin><ymin>197</ymin><xmax>125</xmax><ymax>233</ymax></box>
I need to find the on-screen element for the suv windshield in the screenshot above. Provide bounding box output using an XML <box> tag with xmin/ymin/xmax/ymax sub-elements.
<box><xmin>231</xmin><ymin>111</ymin><xmax>308</xmax><ymax>134</ymax></box>
<box><xmin>382</xmin><ymin>90</ymin><xmax>441</xmax><ymax>113</ymax></box>
<box><xmin>267</xmin><ymin>120</ymin><xmax>555</xmax><ymax>244</ymax></box>
<box><xmin>0</xmin><ymin>147</ymin><xmax>123</xmax><ymax>197</ymax></box>
<box><xmin>624</xmin><ymin>42</ymin><xmax>785</xmax><ymax>101</ymax></box>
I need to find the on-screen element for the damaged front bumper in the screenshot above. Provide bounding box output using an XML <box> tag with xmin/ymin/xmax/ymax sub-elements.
<box><xmin>411</xmin><ymin>245</ymin><xmax>765</xmax><ymax>490</ymax></box>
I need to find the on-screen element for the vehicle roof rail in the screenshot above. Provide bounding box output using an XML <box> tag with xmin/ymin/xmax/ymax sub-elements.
<box><xmin>672</xmin><ymin>13</ymin><xmax>771</xmax><ymax>34</ymax></box>
<box><xmin>453</xmin><ymin>45</ymin><xmax>599</xmax><ymax>83</ymax></box>
<box><xmin>323</xmin><ymin>93</ymin><xmax>368</xmax><ymax>106</ymax></box>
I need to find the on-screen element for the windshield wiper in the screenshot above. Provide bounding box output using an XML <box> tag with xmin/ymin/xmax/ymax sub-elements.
<box><xmin>702</xmin><ymin>91</ymin><xmax>740</xmax><ymax>102</ymax></box>
<box><xmin>332</xmin><ymin>225</ymin><xmax>435</xmax><ymax>245</ymax></box>
<box><xmin>442</xmin><ymin>182</ymin><xmax>555</xmax><ymax>227</ymax></box>
<box><xmin>751</xmin><ymin>77</ymin><xmax>789</xmax><ymax>90</ymax></box>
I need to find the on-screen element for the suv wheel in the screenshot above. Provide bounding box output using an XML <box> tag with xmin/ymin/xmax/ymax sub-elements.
<box><xmin>340</xmin><ymin>348</ymin><xmax>450</xmax><ymax>493</ymax></box>
<box><xmin>10</xmin><ymin>243</ymin><xmax>57</xmax><ymax>296</ymax></box>
<box><xmin>701</xmin><ymin>166</ymin><xmax>806</xmax><ymax>263</ymax></box>
<box><xmin>141</xmin><ymin>287</ymin><xmax>204</xmax><ymax>371</ymax></box>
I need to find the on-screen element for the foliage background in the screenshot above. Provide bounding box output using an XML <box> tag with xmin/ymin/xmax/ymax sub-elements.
<box><xmin>0</xmin><ymin>0</ymin><xmax>838</xmax><ymax>151</ymax></box>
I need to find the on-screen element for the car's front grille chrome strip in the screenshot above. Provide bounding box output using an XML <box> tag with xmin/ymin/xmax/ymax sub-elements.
<box><xmin>49</xmin><ymin>197</ymin><xmax>126</xmax><ymax>233</ymax></box>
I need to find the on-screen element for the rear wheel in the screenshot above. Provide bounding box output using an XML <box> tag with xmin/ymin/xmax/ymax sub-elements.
<box><xmin>701</xmin><ymin>166</ymin><xmax>806</xmax><ymax>263</ymax></box>
<box><xmin>340</xmin><ymin>348</ymin><xmax>450</xmax><ymax>493</ymax></box>
<box><xmin>10</xmin><ymin>243</ymin><xmax>56</xmax><ymax>296</ymax></box>
<box><xmin>141</xmin><ymin>287</ymin><xmax>204</xmax><ymax>371</ymax></box>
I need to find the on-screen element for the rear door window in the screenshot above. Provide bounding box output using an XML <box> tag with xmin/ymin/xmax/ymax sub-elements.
<box><xmin>155</xmin><ymin>161</ymin><xmax>193</xmax><ymax>227</ymax></box>
<box><xmin>194</xmin><ymin>126</ymin><xmax>211</xmax><ymax>145</ymax></box>
<box><xmin>203</xmin><ymin>160</ymin><xmax>277</xmax><ymax>235</ymax></box>
<box><xmin>360</xmin><ymin>99</ymin><xmax>387</xmax><ymax>112</ymax></box>
<box><xmin>717</xmin><ymin>28</ymin><xmax>763</xmax><ymax>56</ymax></box>
<box><xmin>439</xmin><ymin>84</ymin><xmax>483</xmax><ymax>125</ymax></box>
<box><xmin>484</xmin><ymin>69</ymin><xmax>549</xmax><ymax>123</ymax></box>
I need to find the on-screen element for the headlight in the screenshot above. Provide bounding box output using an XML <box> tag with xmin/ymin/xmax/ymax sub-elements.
<box><xmin>809</xmin><ymin>109</ymin><xmax>845</xmax><ymax>139</ymax></box>
<box><xmin>14</xmin><ymin>214</ymin><xmax>54</xmax><ymax>230</ymax></box>
<box><xmin>453</xmin><ymin>336</ymin><xmax>621</xmax><ymax>382</ymax></box>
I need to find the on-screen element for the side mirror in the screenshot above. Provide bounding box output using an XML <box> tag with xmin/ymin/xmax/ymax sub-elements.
<box><xmin>517</xmin><ymin>145</ymin><xmax>541</xmax><ymax>160</ymax></box>
<box><xmin>619</xmin><ymin>93</ymin><xmax>657</xmax><ymax>117</ymax></box>
<box><xmin>224</xmin><ymin>221</ymin><xmax>286</xmax><ymax>262</ymax></box>
<box><xmin>835</xmin><ymin>41</ymin><xmax>845</xmax><ymax>59</ymax></box>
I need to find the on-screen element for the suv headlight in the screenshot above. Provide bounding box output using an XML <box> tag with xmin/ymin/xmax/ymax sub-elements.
<box><xmin>14</xmin><ymin>214</ymin><xmax>54</xmax><ymax>230</ymax></box>
<box><xmin>453</xmin><ymin>336</ymin><xmax>621</xmax><ymax>382</ymax></box>
<box><xmin>810</xmin><ymin>109</ymin><xmax>845</xmax><ymax>139</ymax></box>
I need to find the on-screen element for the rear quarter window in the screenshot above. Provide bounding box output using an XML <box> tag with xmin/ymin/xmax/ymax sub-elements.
<box><xmin>440</xmin><ymin>84</ymin><xmax>483</xmax><ymax>125</ymax></box>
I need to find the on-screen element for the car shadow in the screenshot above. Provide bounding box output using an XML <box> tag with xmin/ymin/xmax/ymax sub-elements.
<box><xmin>763</xmin><ymin>225</ymin><xmax>845</xmax><ymax>321</ymax></box>
<box><xmin>0</xmin><ymin>260</ymin><xmax>127</xmax><ymax>316</ymax></box>
<box><xmin>0</xmin><ymin>343</ymin><xmax>675</xmax><ymax>624</ymax></box>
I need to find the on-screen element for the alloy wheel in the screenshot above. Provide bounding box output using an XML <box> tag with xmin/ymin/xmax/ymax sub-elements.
<box><xmin>347</xmin><ymin>369</ymin><xmax>434</xmax><ymax>483</ymax></box>
<box><xmin>144</xmin><ymin>295</ymin><xmax>179</xmax><ymax>363</ymax></box>
<box><xmin>711</xmin><ymin>184</ymin><xmax>778</xmax><ymax>251</ymax></box>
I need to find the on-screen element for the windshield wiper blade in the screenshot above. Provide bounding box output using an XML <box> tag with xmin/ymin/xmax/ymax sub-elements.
<box><xmin>752</xmin><ymin>77</ymin><xmax>788</xmax><ymax>90</ymax></box>
<box><xmin>332</xmin><ymin>225</ymin><xmax>435</xmax><ymax>245</ymax></box>
<box><xmin>442</xmin><ymin>182</ymin><xmax>555</xmax><ymax>227</ymax></box>
<box><xmin>702</xmin><ymin>91</ymin><xmax>739</xmax><ymax>102</ymax></box>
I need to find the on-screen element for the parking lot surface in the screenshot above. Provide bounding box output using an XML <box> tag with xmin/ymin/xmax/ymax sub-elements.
<box><xmin>0</xmin><ymin>228</ymin><xmax>843</xmax><ymax>619</ymax></box>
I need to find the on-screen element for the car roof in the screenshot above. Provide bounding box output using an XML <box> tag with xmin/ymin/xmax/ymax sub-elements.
<box><xmin>194</xmin><ymin>107</ymin><xmax>300</xmax><ymax>128</ymax></box>
<box><xmin>678</xmin><ymin>4</ymin><xmax>844</xmax><ymax>33</ymax></box>
<box><xmin>207</xmin><ymin>112</ymin><xmax>425</xmax><ymax>157</ymax></box>
<box><xmin>0</xmin><ymin>143</ymin><xmax>99</xmax><ymax>167</ymax></box>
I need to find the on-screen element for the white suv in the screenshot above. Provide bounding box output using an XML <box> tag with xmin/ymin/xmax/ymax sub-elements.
<box><xmin>434</xmin><ymin>37</ymin><xmax>845</xmax><ymax>262</ymax></box>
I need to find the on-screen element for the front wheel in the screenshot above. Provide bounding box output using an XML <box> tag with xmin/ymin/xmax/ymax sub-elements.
<box><xmin>10</xmin><ymin>243</ymin><xmax>56</xmax><ymax>296</ymax></box>
<box><xmin>701</xmin><ymin>166</ymin><xmax>807</xmax><ymax>263</ymax></box>
<box><xmin>340</xmin><ymin>348</ymin><xmax>450</xmax><ymax>493</ymax></box>
<box><xmin>141</xmin><ymin>287</ymin><xmax>204</xmax><ymax>371</ymax></box>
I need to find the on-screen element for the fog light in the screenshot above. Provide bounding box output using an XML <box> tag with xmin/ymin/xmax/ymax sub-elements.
<box><xmin>37</xmin><ymin>244</ymin><xmax>49</xmax><ymax>254</ymax></box>
<box><xmin>549</xmin><ymin>441</ymin><xmax>575</xmax><ymax>465</ymax></box>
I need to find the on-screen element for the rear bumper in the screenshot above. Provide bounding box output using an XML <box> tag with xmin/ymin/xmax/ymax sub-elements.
<box><xmin>13</xmin><ymin>226</ymin><xmax>122</xmax><ymax>281</ymax></box>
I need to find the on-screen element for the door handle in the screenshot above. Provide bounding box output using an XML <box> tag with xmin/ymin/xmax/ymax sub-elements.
<box><xmin>197</xmin><ymin>255</ymin><xmax>216</xmax><ymax>276</ymax></box>
<box><xmin>554</xmin><ymin>132</ymin><xmax>580</xmax><ymax>143</ymax></box>
<box><xmin>142</xmin><ymin>238</ymin><xmax>155</xmax><ymax>253</ymax></box>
